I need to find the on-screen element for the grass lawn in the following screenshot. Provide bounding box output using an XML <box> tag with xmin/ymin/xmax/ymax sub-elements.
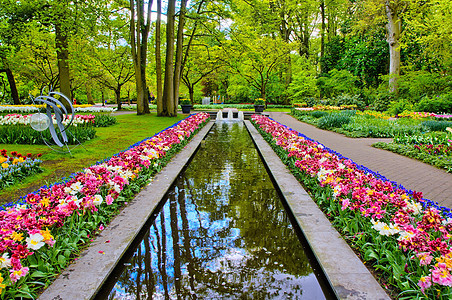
<box><xmin>0</xmin><ymin>113</ymin><xmax>185</xmax><ymax>206</ymax></box>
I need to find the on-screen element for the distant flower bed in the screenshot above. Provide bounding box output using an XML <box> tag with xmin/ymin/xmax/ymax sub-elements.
<box><xmin>251</xmin><ymin>114</ymin><xmax>452</xmax><ymax>299</ymax></box>
<box><xmin>0</xmin><ymin>112</ymin><xmax>210</xmax><ymax>298</ymax></box>
<box><xmin>0</xmin><ymin>114</ymin><xmax>95</xmax><ymax>127</ymax></box>
<box><xmin>399</xmin><ymin>111</ymin><xmax>452</xmax><ymax>120</ymax></box>
<box><xmin>0</xmin><ymin>105</ymin><xmax>116</xmax><ymax>114</ymax></box>
<box><xmin>373</xmin><ymin>131</ymin><xmax>452</xmax><ymax>173</ymax></box>
<box><xmin>0</xmin><ymin>150</ymin><xmax>43</xmax><ymax>189</ymax></box>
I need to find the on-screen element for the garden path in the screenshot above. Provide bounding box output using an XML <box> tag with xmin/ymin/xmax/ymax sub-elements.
<box><xmin>267</xmin><ymin>112</ymin><xmax>452</xmax><ymax>209</ymax></box>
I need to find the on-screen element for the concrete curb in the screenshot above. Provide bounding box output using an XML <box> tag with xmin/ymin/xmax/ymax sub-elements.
<box><xmin>245</xmin><ymin>120</ymin><xmax>390</xmax><ymax>300</ymax></box>
<box><xmin>39</xmin><ymin>121</ymin><xmax>214</xmax><ymax>300</ymax></box>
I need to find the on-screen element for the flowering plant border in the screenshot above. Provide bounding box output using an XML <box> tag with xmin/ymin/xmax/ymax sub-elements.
<box><xmin>251</xmin><ymin>114</ymin><xmax>452</xmax><ymax>299</ymax></box>
<box><xmin>0</xmin><ymin>150</ymin><xmax>43</xmax><ymax>189</ymax></box>
<box><xmin>0</xmin><ymin>113</ymin><xmax>210</xmax><ymax>299</ymax></box>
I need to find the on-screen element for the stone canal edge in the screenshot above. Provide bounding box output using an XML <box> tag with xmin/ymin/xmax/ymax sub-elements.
<box><xmin>245</xmin><ymin>120</ymin><xmax>390</xmax><ymax>300</ymax></box>
<box><xmin>40</xmin><ymin>119</ymin><xmax>390</xmax><ymax>300</ymax></box>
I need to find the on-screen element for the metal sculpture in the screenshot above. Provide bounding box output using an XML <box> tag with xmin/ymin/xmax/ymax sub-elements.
<box><xmin>29</xmin><ymin>87</ymin><xmax>82</xmax><ymax>154</ymax></box>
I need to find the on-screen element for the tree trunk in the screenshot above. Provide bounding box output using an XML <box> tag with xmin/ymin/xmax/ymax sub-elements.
<box><xmin>115</xmin><ymin>87</ymin><xmax>122</xmax><ymax>111</ymax></box>
<box><xmin>130</xmin><ymin>0</ymin><xmax>152</xmax><ymax>115</ymax></box>
<box><xmin>139</xmin><ymin>0</ymin><xmax>152</xmax><ymax>114</ymax></box>
<box><xmin>156</xmin><ymin>0</ymin><xmax>163</xmax><ymax>115</ymax></box>
<box><xmin>85</xmin><ymin>83</ymin><xmax>94</xmax><ymax>105</ymax></box>
<box><xmin>173</xmin><ymin>0</ymin><xmax>188</xmax><ymax>110</ymax></box>
<box><xmin>188</xmin><ymin>85</ymin><xmax>195</xmax><ymax>103</ymax></box>
<box><xmin>162</xmin><ymin>0</ymin><xmax>176</xmax><ymax>116</ymax></box>
<box><xmin>385</xmin><ymin>1</ymin><xmax>401</xmax><ymax>95</ymax></box>
<box><xmin>55</xmin><ymin>23</ymin><xmax>72</xmax><ymax>111</ymax></box>
<box><xmin>0</xmin><ymin>68</ymin><xmax>20</xmax><ymax>104</ymax></box>
<box><xmin>320</xmin><ymin>0</ymin><xmax>325</xmax><ymax>74</ymax></box>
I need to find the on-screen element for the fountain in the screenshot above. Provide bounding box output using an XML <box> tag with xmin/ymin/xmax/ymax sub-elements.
<box><xmin>215</xmin><ymin>109</ymin><xmax>244</xmax><ymax>121</ymax></box>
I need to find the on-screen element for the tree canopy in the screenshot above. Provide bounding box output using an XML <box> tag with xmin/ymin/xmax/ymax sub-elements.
<box><xmin>0</xmin><ymin>0</ymin><xmax>449</xmax><ymax>111</ymax></box>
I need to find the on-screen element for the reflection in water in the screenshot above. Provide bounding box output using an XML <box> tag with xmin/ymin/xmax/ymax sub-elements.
<box><xmin>107</xmin><ymin>122</ymin><xmax>326</xmax><ymax>299</ymax></box>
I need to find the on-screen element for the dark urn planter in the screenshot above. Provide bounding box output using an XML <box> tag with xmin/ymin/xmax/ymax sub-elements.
<box><xmin>181</xmin><ymin>105</ymin><xmax>192</xmax><ymax>114</ymax></box>
<box><xmin>254</xmin><ymin>105</ymin><xmax>265</xmax><ymax>113</ymax></box>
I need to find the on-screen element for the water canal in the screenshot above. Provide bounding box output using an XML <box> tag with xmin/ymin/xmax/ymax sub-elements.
<box><xmin>99</xmin><ymin>121</ymin><xmax>332</xmax><ymax>299</ymax></box>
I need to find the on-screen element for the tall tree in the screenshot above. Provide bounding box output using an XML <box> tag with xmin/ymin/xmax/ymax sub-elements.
<box><xmin>385</xmin><ymin>0</ymin><xmax>405</xmax><ymax>94</ymax></box>
<box><xmin>161</xmin><ymin>0</ymin><xmax>176</xmax><ymax>116</ymax></box>
<box><xmin>130</xmin><ymin>0</ymin><xmax>152</xmax><ymax>115</ymax></box>
<box><xmin>173</xmin><ymin>0</ymin><xmax>188</xmax><ymax>108</ymax></box>
<box><xmin>155</xmin><ymin>0</ymin><xmax>163</xmax><ymax>115</ymax></box>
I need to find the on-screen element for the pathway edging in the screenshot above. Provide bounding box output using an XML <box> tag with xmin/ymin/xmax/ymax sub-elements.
<box><xmin>245</xmin><ymin>120</ymin><xmax>390</xmax><ymax>300</ymax></box>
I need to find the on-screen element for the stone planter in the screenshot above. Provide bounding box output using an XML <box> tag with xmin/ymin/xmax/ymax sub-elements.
<box><xmin>181</xmin><ymin>105</ymin><xmax>192</xmax><ymax>114</ymax></box>
<box><xmin>254</xmin><ymin>105</ymin><xmax>265</xmax><ymax>113</ymax></box>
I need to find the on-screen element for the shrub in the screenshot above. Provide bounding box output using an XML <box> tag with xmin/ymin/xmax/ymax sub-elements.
<box><xmin>310</xmin><ymin>111</ymin><xmax>329</xmax><ymax>118</ymax></box>
<box><xmin>414</xmin><ymin>94</ymin><xmax>452</xmax><ymax>113</ymax></box>
<box><xmin>421</xmin><ymin>120</ymin><xmax>452</xmax><ymax>132</ymax></box>
<box><xmin>398</xmin><ymin>71</ymin><xmax>451</xmax><ymax>100</ymax></box>
<box><xmin>93</xmin><ymin>114</ymin><xmax>117</xmax><ymax>127</ymax></box>
<box><xmin>318</xmin><ymin>111</ymin><xmax>353</xmax><ymax>129</ymax></box>
<box><xmin>335</xmin><ymin>94</ymin><xmax>366</xmax><ymax>110</ymax></box>
<box><xmin>317</xmin><ymin>69</ymin><xmax>359</xmax><ymax>98</ymax></box>
<box><xmin>388</xmin><ymin>98</ymin><xmax>413</xmax><ymax>116</ymax></box>
<box><xmin>371</xmin><ymin>92</ymin><xmax>396</xmax><ymax>112</ymax></box>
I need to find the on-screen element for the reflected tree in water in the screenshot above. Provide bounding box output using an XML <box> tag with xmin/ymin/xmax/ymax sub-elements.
<box><xmin>108</xmin><ymin>123</ymin><xmax>322</xmax><ymax>299</ymax></box>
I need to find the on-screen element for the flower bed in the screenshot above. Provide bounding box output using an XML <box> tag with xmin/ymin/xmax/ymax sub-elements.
<box><xmin>0</xmin><ymin>105</ymin><xmax>117</xmax><ymax>114</ymax></box>
<box><xmin>251</xmin><ymin>114</ymin><xmax>452</xmax><ymax>299</ymax></box>
<box><xmin>0</xmin><ymin>113</ymin><xmax>210</xmax><ymax>298</ymax></box>
<box><xmin>0</xmin><ymin>114</ymin><xmax>95</xmax><ymax>127</ymax></box>
<box><xmin>373</xmin><ymin>132</ymin><xmax>452</xmax><ymax>173</ymax></box>
<box><xmin>0</xmin><ymin>150</ymin><xmax>43</xmax><ymax>189</ymax></box>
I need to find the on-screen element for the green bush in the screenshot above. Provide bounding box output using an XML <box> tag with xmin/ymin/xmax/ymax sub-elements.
<box><xmin>388</xmin><ymin>98</ymin><xmax>413</xmax><ymax>116</ymax></box>
<box><xmin>310</xmin><ymin>111</ymin><xmax>329</xmax><ymax>118</ymax></box>
<box><xmin>398</xmin><ymin>71</ymin><xmax>451</xmax><ymax>100</ymax></box>
<box><xmin>414</xmin><ymin>94</ymin><xmax>452</xmax><ymax>113</ymax></box>
<box><xmin>421</xmin><ymin>120</ymin><xmax>452</xmax><ymax>132</ymax></box>
<box><xmin>371</xmin><ymin>92</ymin><xmax>396</xmax><ymax>112</ymax></box>
<box><xmin>318</xmin><ymin>111</ymin><xmax>353</xmax><ymax>129</ymax></box>
<box><xmin>94</xmin><ymin>114</ymin><xmax>117</xmax><ymax>127</ymax></box>
<box><xmin>317</xmin><ymin>69</ymin><xmax>359</xmax><ymax>98</ymax></box>
<box><xmin>335</xmin><ymin>94</ymin><xmax>366</xmax><ymax>110</ymax></box>
<box><xmin>0</xmin><ymin>125</ymin><xmax>96</xmax><ymax>144</ymax></box>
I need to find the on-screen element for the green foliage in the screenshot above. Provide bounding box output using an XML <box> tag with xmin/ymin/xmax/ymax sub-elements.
<box><xmin>335</xmin><ymin>94</ymin><xmax>366</xmax><ymax>110</ymax></box>
<box><xmin>180</xmin><ymin>99</ymin><xmax>191</xmax><ymax>105</ymax></box>
<box><xmin>311</xmin><ymin>111</ymin><xmax>329</xmax><ymax>118</ymax></box>
<box><xmin>93</xmin><ymin>114</ymin><xmax>117</xmax><ymax>127</ymax></box>
<box><xmin>0</xmin><ymin>126</ymin><xmax>96</xmax><ymax>144</ymax></box>
<box><xmin>421</xmin><ymin>120</ymin><xmax>452</xmax><ymax>132</ymax></box>
<box><xmin>317</xmin><ymin>69</ymin><xmax>359</xmax><ymax>98</ymax></box>
<box><xmin>343</xmin><ymin>115</ymin><xmax>423</xmax><ymax>138</ymax></box>
<box><xmin>318</xmin><ymin>111</ymin><xmax>354</xmax><ymax>129</ymax></box>
<box><xmin>371</xmin><ymin>92</ymin><xmax>397</xmax><ymax>112</ymax></box>
<box><xmin>394</xmin><ymin>132</ymin><xmax>451</xmax><ymax>146</ymax></box>
<box><xmin>388</xmin><ymin>98</ymin><xmax>413</xmax><ymax>116</ymax></box>
<box><xmin>288</xmin><ymin>56</ymin><xmax>319</xmax><ymax>102</ymax></box>
<box><xmin>320</xmin><ymin>33</ymin><xmax>388</xmax><ymax>88</ymax></box>
<box><xmin>398</xmin><ymin>71</ymin><xmax>451</xmax><ymax>100</ymax></box>
<box><xmin>414</xmin><ymin>94</ymin><xmax>452</xmax><ymax>113</ymax></box>
<box><xmin>254</xmin><ymin>98</ymin><xmax>265</xmax><ymax>105</ymax></box>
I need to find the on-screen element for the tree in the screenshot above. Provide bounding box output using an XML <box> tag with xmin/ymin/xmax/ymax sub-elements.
<box><xmin>155</xmin><ymin>0</ymin><xmax>163</xmax><ymax>115</ymax></box>
<box><xmin>224</xmin><ymin>31</ymin><xmax>292</xmax><ymax>101</ymax></box>
<box><xmin>161</xmin><ymin>0</ymin><xmax>177</xmax><ymax>116</ymax></box>
<box><xmin>181</xmin><ymin>44</ymin><xmax>224</xmax><ymax>103</ymax></box>
<box><xmin>130</xmin><ymin>0</ymin><xmax>152</xmax><ymax>115</ymax></box>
